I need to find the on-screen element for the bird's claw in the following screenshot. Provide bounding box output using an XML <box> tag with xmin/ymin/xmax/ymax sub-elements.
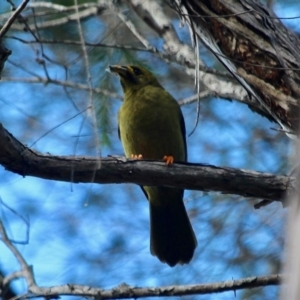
<box><xmin>131</xmin><ymin>154</ymin><xmax>143</xmax><ymax>159</ymax></box>
<box><xmin>163</xmin><ymin>155</ymin><xmax>174</xmax><ymax>165</ymax></box>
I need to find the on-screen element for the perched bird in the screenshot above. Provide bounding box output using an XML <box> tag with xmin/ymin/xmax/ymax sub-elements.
<box><xmin>109</xmin><ymin>65</ymin><xmax>197</xmax><ymax>267</ymax></box>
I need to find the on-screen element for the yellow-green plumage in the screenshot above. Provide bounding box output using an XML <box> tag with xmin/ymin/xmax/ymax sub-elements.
<box><xmin>110</xmin><ymin>65</ymin><xmax>197</xmax><ymax>267</ymax></box>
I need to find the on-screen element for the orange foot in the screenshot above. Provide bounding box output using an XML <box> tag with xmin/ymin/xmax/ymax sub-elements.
<box><xmin>131</xmin><ymin>154</ymin><xmax>143</xmax><ymax>159</ymax></box>
<box><xmin>163</xmin><ymin>155</ymin><xmax>174</xmax><ymax>165</ymax></box>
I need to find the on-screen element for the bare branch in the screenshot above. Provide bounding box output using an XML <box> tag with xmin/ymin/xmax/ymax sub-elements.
<box><xmin>2</xmin><ymin>3</ymin><xmax>102</xmax><ymax>31</ymax></box>
<box><xmin>1</xmin><ymin>211</ymin><xmax>282</xmax><ymax>299</ymax></box>
<box><xmin>73</xmin><ymin>0</ymin><xmax>101</xmax><ymax>169</ymax></box>
<box><xmin>1</xmin><ymin>76</ymin><xmax>122</xmax><ymax>99</ymax></box>
<box><xmin>0</xmin><ymin>123</ymin><xmax>292</xmax><ymax>201</ymax></box>
<box><xmin>178</xmin><ymin>90</ymin><xmax>212</xmax><ymax>105</ymax></box>
<box><xmin>32</xmin><ymin>274</ymin><xmax>277</xmax><ymax>298</ymax></box>
<box><xmin>2</xmin><ymin>1</ymin><xmax>270</xmax><ymax>117</ymax></box>
<box><xmin>108</xmin><ymin>2</ymin><xmax>157</xmax><ymax>52</ymax></box>
<box><xmin>128</xmin><ymin>0</ymin><xmax>205</xmax><ymax>67</ymax></box>
<box><xmin>0</xmin><ymin>0</ymin><xmax>30</xmax><ymax>38</ymax></box>
<box><xmin>0</xmin><ymin>221</ymin><xmax>37</xmax><ymax>289</ymax></box>
<box><xmin>6</xmin><ymin>36</ymin><xmax>231</xmax><ymax>77</ymax></box>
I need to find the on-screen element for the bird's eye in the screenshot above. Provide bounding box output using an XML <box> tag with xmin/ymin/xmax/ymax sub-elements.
<box><xmin>133</xmin><ymin>67</ymin><xmax>142</xmax><ymax>76</ymax></box>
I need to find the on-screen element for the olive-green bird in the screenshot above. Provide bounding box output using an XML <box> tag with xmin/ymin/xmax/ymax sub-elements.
<box><xmin>109</xmin><ymin>65</ymin><xmax>197</xmax><ymax>267</ymax></box>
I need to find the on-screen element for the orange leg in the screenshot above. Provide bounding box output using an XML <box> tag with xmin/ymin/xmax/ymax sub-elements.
<box><xmin>163</xmin><ymin>155</ymin><xmax>174</xmax><ymax>165</ymax></box>
<box><xmin>131</xmin><ymin>154</ymin><xmax>143</xmax><ymax>159</ymax></box>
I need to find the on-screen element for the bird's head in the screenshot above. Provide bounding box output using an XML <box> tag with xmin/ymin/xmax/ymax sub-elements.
<box><xmin>109</xmin><ymin>65</ymin><xmax>162</xmax><ymax>93</ymax></box>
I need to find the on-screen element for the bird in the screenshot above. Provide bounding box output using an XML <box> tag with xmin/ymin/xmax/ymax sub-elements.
<box><xmin>109</xmin><ymin>65</ymin><xmax>197</xmax><ymax>267</ymax></box>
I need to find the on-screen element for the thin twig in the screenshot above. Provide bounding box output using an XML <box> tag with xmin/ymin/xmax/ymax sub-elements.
<box><xmin>6</xmin><ymin>36</ymin><xmax>232</xmax><ymax>78</ymax></box>
<box><xmin>1</xmin><ymin>76</ymin><xmax>122</xmax><ymax>99</ymax></box>
<box><xmin>73</xmin><ymin>0</ymin><xmax>101</xmax><ymax>166</ymax></box>
<box><xmin>178</xmin><ymin>90</ymin><xmax>211</xmax><ymax>106</ymax></box>
<box><xmin>0</xmin><ymin>220</ymin><xmax>36</xmax><ymax>288</ymax></box>
<box><xmin>0</xmin><ymin>0</ymin><xmax>30</xmax><ymax>38</ymax></box>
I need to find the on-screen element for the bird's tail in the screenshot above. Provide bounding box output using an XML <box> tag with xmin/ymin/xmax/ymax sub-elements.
<box><xmin>149</xmin><ymin>190</ymin><xmax>197</xmax><ymax>267</ymax></box>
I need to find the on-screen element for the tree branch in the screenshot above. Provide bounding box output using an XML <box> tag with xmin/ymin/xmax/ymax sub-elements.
<box><xmin>12</xmin><ymin>274</ymin><xmax>284</xmax><ymax>298</ymax></box>
<box><xmin>0</xmin><ymin>0</ymin><xmax>30</xmax><ymax>38</ymax></box>
<box><xmin>0</xmin><ymin>217</ymin><xmax>281</xmax><ymax>298</ymax></box>
<box><xmin>0</xmin><ymin>123</ymin><xmax>292</xmax><ymax>201</ymax></box>
<box><xmin>1</xmin><ymin>76</ymin><xmax>122</xmax><ymax>99</ymax></box>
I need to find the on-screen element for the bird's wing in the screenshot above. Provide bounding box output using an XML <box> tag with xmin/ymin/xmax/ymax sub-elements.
<box><xmin>118</xmin><ymin>126</ymin><xmax>121</xmax><ymax>141</ymax></box>
<box><xmin>179</xmin><ymin>109</ymin><xmax>187</xmax><ymax>161</ymax></box>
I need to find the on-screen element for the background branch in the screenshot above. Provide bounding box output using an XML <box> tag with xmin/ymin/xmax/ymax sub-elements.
<box><xmin>0</xmin><ymin>217</ymin><xmax>281</xmax><ymax>298</ymax></box>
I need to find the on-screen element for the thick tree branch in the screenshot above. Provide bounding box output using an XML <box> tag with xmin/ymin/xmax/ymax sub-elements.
<box><xmin>0</xmin><ymin>124</ymin><xmax>292</xmax><ymax>201</ymax></box>
<box><xmin>33</xmin><ymin>274</ymin><xmax>280</xmax><ymax>298</ymax></box>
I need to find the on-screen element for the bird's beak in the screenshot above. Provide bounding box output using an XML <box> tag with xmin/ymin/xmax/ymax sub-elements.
<box><xmin>108</xmin><ymin>65</ymin><xmax>128</xmax><ymax>77</ymax></box>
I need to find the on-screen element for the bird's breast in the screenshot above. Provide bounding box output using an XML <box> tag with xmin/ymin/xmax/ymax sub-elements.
<box><xmin>119</xmin><ymin>98</ymin><xmax>185</xmax><ymax>161</ymax></box>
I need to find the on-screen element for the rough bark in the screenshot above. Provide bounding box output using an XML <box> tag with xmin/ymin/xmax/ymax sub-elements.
<box><xmin>0</xmin><ymin>123</ymin><xmax>292</xmax><ymax>202</ymax></box>
<box><xmin>174</xmin><ymin>0</ymin><xmax>300</xmax><ymax>135</ymax></box>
